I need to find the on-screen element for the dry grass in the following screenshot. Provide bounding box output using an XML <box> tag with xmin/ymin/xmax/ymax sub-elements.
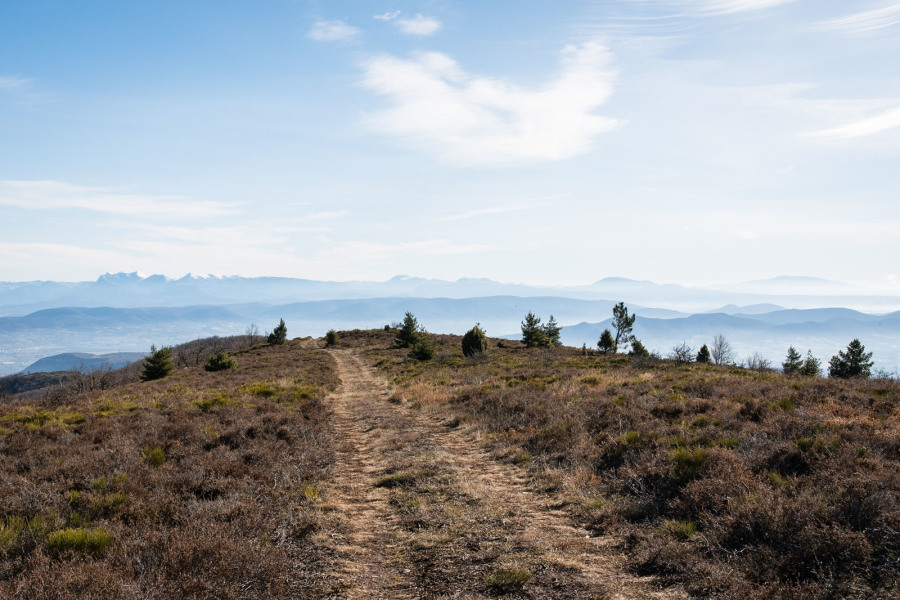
<box><xmin>0</xmin><ymin>339</ymin><xmax>341</xmax><ymax>599</ymax></box>
<box><xmin>346</xmin><ymin>328</ymin><xmax>900</xmax><ymax>600</ymax></box>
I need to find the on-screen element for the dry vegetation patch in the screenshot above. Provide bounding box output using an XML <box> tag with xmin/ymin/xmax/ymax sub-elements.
<box><xmin>0</xmin><ymin>340</ymin><xmax>341</xmax><ymax>599</ymax></box>
<box><xmin>347</xmin><ymin>328</ymin><xmax>900</xmax><ymax>600</ymax></box>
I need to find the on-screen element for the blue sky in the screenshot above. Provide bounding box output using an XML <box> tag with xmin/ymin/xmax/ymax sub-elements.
<box><xmin>1</xmin><ymin>0</ymin><xmax>899</xmax><ymax>289</ymax></box>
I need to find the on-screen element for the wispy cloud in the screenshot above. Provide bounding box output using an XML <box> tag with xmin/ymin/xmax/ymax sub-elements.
<box><xmin>374</xmin><ymin>11</ymin><xmax>401</xmax><ymax>21</ymax></box>
<box><xmin>395</xmin><ymin>14</ymin><xmax>442</xmax><ymax>36</ymax></box>
<box><xmin>0</xmin><ymin>75</ymin><xmax>31</xmax><ymax>91</ymax></box>
<box><xmin>440</xmin><ymin>203</ymin><xmax>541</xmax><ymax>222</ymax></box>
<box><xmin>807</xmin><ymin>106</ymin><xmax>900</xmax><ymax>140</ymax></box>
<box><xmin>361</xmin><ymin>42</ymin><xmax>619</xmax><ymax>167</ymax></box>
<box><xmin>308</xmin><ymin>20</ymin><xmax>361</xmax><ymax>42</ymax></box>
<box><xmin>630</xmin><ymin>0</ymin><xmax>798</xmax><ymax>15</ymax></box>
<box><xmin>374</xmin><ymin>11</ymin><xmax>442</xmax><ymax>36</ymax></box>
<box><xmin>0</xmin><ymin>180</ymin><xmax>237</xmax><ymax>219</ymax></box>
<box><xmin>815</xmin><ymin>2</ymin><xmax>900</xmax><ymax>36</ymax></box>
<box><xmin>689</xmin><ymin>0</ymin><xmax>798</xmax><ymax>13</ymax></box>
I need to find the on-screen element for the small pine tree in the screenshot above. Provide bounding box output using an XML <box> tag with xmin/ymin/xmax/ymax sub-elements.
<box><xmin>597</xmin><ymin>329</ymin><xmax>615</xmax><ymax>354</ymax></box>
<box><xmin>204</xmin><ymin>352</ymin><xmax>236</xmax><ymax>372</ymax></box>
<box><xmin>581</xmin><ymin>343</ymin><xmax>588</xmax><ymax>356</ymax></box>
<box><xmin>800</xmin><ymin>350</ymin><xmax>821</xmax><ymax>377</ymax></box>
<box><xmin>782</xmin><ymin>346</ymin><xmax>803</xmax><ymax>374</ymax></box>
<box><xmin>461</xmin><ymin>324</ymin><xmax>489</xmax><ymax>357</ymax></box>
<box><xmin>828</xmin><ymin>339</ymin><xmax>873</xmax><ymax>379</ymax></box>
<box><xmin>521</xmin><ymin>312</ymin><xmax>548</xmax><ymax>348</ymax></box>
<box><xmin>396</xmin><ymin>312</ymin><xmax>422</xmax><ymax>348</ymax></box>
<box><xmin>543</xmin><ymin>315</ymin><xmax>562</xmax><ymax>347</ymax></box>
<box><xmin>267</xmin><ymin>319</ymin><xmax>287</xmax><ymax>345</ymax></box>
<box><xmin>141</xmin><ymin>345</ymin><xmax>174</xmax><ymax>381</ymax></box>
<box><xmin>325</xmin><ymin>329</ymin><xmax>338</xmax><ymax>347</ymax></box>
<box><xmin>612</xmin><ymin>302</ymin><xmax>636</xmax><ymax>352</ymax></box>
<box><xmin>629</xmin><ymin>339</ymin><xmax>650</xmax><ymax>357</ymax></box>
<box><xmin>696</xmin><ymin>344</ymin><xmax>711</xmax><ymax>363</ymax></box>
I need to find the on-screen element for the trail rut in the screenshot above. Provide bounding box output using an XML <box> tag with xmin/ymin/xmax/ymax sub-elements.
<box><xmin>325</xmin><ymin>348</ymin><xmax>681</xmax><ymax>599</ymax></box>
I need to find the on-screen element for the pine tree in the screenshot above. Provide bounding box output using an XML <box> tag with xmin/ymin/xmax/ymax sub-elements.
<box><xmin>782</xmin><ymin>346</ymin><xmax>803</xmax><ymax>374</ymax></box>
<box><xmin>696</xmin><ymin>344</ymin><xmax>711</xmax><ymax>363</ymax></box>
<box><xmin>612</xmin><ymin>302</ymin><xmax>636</xmax><ymax>352</ymax></box>
<box><xmin>325</xmin><ymin>329</ymin><xmax>338</xmax><ymax>347</ymax></box>
<box><xmin>598</xmin><ymin>329</ymin><xmax>615</xmax><ymax>354</ymax></box>
<box><xmin>543</xmin><ymin>315</ymin><xmax>562</xmax><ymax>347</ymax></box>
<box><xmin>521</xmin><ymin>312</ymin><xmax>548</xmax><ymax>348</ymax></box>
<box><xmin>141</xmin><ymin>345</ymin><xmax>174</xmax><ymax>381</ymax></box>
<box><xmin>395</xmin><ymin>312</ymin><xmax>422</xmax><ymax>348</ymax></box>
<box><xmin>828</xmin><ymin>339</ymin><xmax>873</xmax><ymax>379</ymax></box>
<box><xmin>267</xmin><ymin>319</ymin><xmax>287</xmax><ymax>345</ymax></box>
<box><xmin>800</xmin><ymin>350</ymin><xmax>821</xmax><ymax>377</ymax></box>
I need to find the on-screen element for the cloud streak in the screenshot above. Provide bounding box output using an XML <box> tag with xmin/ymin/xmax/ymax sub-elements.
<box><xmin>815</xmin><ymin>2</ymin><xmax>900</xmax><ymax>36</ymax></box>
<box><xmin>807</xmin><ymin>106</ymin><xmax>900</xmax><ymax>140</ymax></box>
<box><xmin>308</xmin><ymin>20</ymin><xmax>360</xmax><ymax>42</ymax></box>
<box><xmin>395</xmin><ymin>14</ymin><xmax>442</xmax><ymax>36</ymax></box>
<box><xmin>0</xmin><ymin>75</ymin><xmax>31</xmax><ymax>91</ymax></box>
<box><xmin>630</xmin><ymin>0</ymin><xmax>798</xmax><ymax>15</ymax></box>
<box><xmin>361</xmin><ymin>42</ymin><xmax>619</xmax><ymax>166</ymax></box>
<box><xmin>0</xmin><ymin>180</ymin><xmax>237</xmax><ymax>219</ymax></box>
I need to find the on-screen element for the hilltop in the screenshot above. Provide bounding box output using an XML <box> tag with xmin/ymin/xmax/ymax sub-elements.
<box><xmin>1</xmin><ymin>328</ymin><xmax>898</xmax><ymax>599</ymax></box>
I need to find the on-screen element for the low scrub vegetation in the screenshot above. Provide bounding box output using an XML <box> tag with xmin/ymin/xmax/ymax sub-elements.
<box><xmin>350</xmin><ymin>327</ymin><xmax>900</xmax><ymax>600</ymax></box>
<box><xmin>0</xmin><ymin>340</ymin><xmax>340</xmax><ymax>598</ymax></box>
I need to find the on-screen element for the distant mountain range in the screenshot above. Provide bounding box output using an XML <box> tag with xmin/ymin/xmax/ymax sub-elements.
<box><xmin>1</xmin><ymin>272</ymin><xmax>899</xmax><ymax>316</ymax></box>
<box><xmin>21</xmin><ymin>352</ymin><xmax>147</xmax><ymax>374</ymax></box>
<box><xmin>0</xmin><ymin>273</ymin><xmax>897</xmax><ymax>376</ymax></box>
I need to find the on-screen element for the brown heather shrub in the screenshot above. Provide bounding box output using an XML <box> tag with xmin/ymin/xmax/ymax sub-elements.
<box><xmin>0</xmin><ymin>340</ymin><xmax>341</xmax><ymax>599</ymax></box>
<box><xmin>359</xmin><ymin>329</ymin><xmax>900</xmax><ymax>599</ymax></box>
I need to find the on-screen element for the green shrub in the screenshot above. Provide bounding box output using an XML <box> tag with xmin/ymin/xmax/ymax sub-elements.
<box><xmin>670</xmin><ymin>447</ymin><xmax>709</xmax><ymax>482</ymax></box>
<box><xmin>461</xmin><ymin>324</ymin><xmax>489</xmax><ymax>357</ymax></box>
<box><xmin>242</xmin><ymin>382</ymin><xmax>276</xmax><ymax>398</ymax></box>
<box><xmin>195</xmin><ymin>392</ymin><xmax>233</xmax><ymax>411</ymax></box>
<box><xmin>660</xmin><ymin>519</ymin><xmax>697</xmax><ymax>540</ymax></box>
<box><xmin>485</xmin><ymin>567</ymin><xmax>532</xmax><ymax>592</ymax></box>
<box><xmin>142</xmin><ymin>446</ymin><xmax>165</xmax><ymax>467</ymax></box>
<box><xmin>325</xmin><ymin>329</ymin><xmax>338</xmax><ymax>346</ymax></box>
<box><xmin>46</xmin><ymin>527</ymin><xmax>113</xmax><ymax>557</ymax></box>
<box><xmin>204</xmin><ymin>352</ymin><xmax>236</xmax><ymax>372</ymax></box>
<box><xmin>408</xmin><ymin>336</ymin><xmax>436</xmax><ymax>361</ymax></box>
<box><xmin>0</xmin><ymin>515</ymin><xmax>25</xmax><ymax>555</ymax></box>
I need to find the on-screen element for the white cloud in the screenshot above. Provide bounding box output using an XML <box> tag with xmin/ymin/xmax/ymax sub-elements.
<box><xmin>0</xmin><ymin>180</ymin><xmax>237</xmax><ymax>219</ymax></box>
<box><xmin>361</xmin><ymin>42</ymin><xmax>619</xmax><ymax>166</ymax></box>
<box><xmin>806</xmin><ymin>106</ymin><xmax>900</xmax><ymax>140</ymax></box>
<box><xmin>308</xmin><ymin>20</ymin><xmax>361</xmax><ymax>42</ymax></box>
<box><xmin>374</xmin><ymin>11</ymin><xmax>401</xmax><ymax>21</ymax></box>
<box><xmin>689</xmin><ymin>0</ymin><xmax>798</xmax><ymax>13</ymax></box>
<box><xmin>815</xmin><ymin>2</ymin><xmax>900</xmax><ymax>36</ymax></box>
<box><xmin>395</xmin><ymin>14</ymin><xmax>442</xmax><ymax>36</ymax></box>
<box><xmin>630</xmin><ymin>0</ymin><xmax>798</xmax><ymax>15</ymax></box>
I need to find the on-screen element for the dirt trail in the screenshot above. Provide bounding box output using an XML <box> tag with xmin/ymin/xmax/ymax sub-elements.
<box><xmin>325</xmin><ymin>348</ymin><xmax>681</xmax><ymax>599</ymax></box>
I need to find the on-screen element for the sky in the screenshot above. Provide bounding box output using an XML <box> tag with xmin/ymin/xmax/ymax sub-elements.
<box><xmin>1</xmin><ymin>0</ymin><xmax>899</xmax><ymax>289</ymax></box>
